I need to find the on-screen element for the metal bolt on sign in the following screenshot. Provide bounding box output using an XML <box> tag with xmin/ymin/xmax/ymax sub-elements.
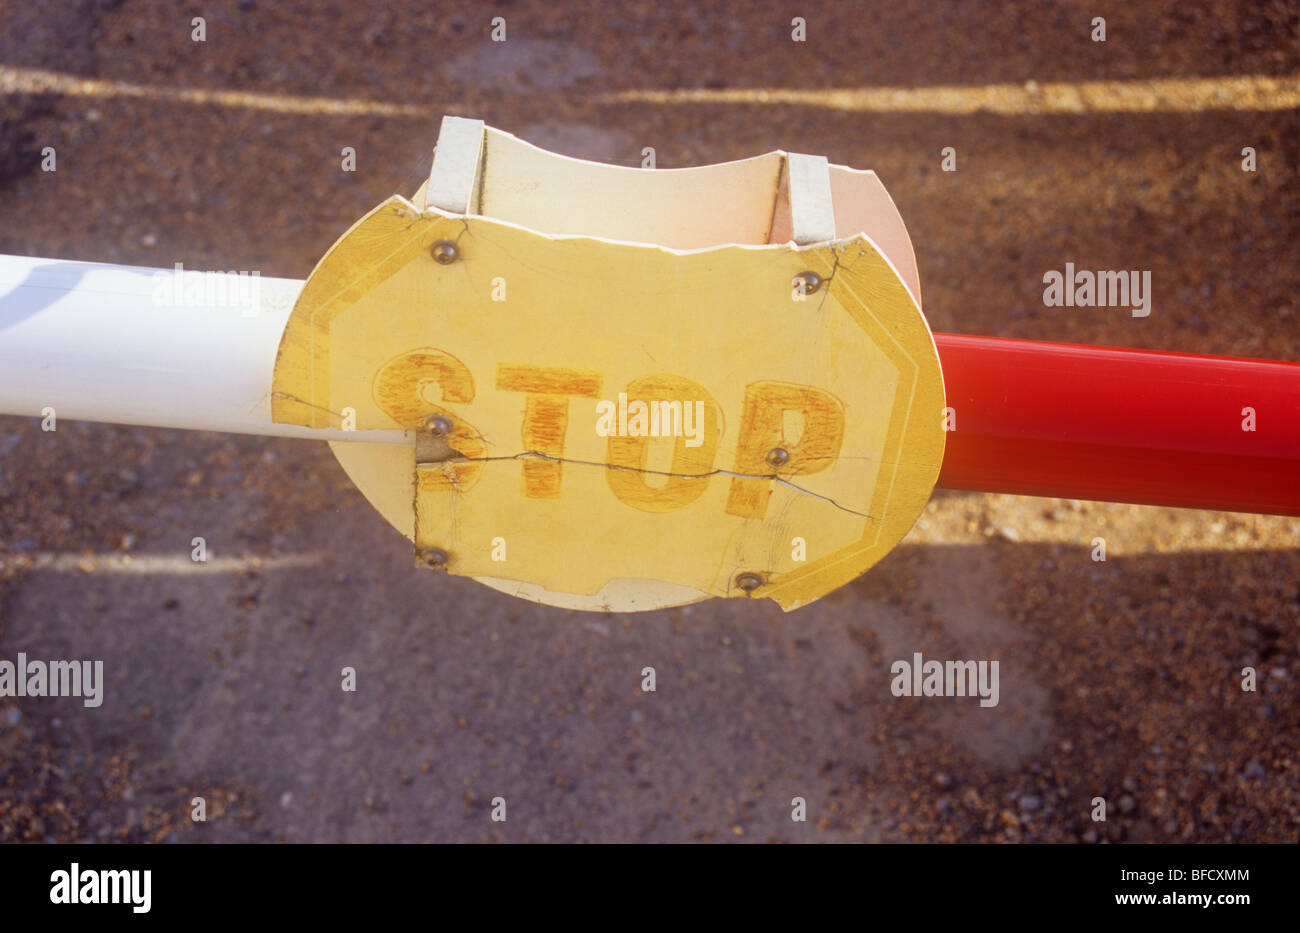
<box><xmin>766</xmin><ymin>448</ymin><xmax>791</xmax><ymax>469</ymax></box>
<box><xmin>418</xmin><ymin>547</ymin><xmax>450</xmax><ymax>570</ymax></box>
<box><xmin>424</xmin><ymin>414</ymin><xmax>453</xmax><ymax>436</ymax></box>
<box><xmin>430</xmin><ymin>240</ymin><xmax>459</xmax><ymax>265</ymax></box>
<box><xmin>793</xmin><ymin>270</ymin><xmax>822</xmax><ymax>295</ymax></box>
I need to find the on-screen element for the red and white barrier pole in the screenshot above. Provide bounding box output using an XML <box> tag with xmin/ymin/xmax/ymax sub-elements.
<box><xmin>2</xmin><ymin>254</ymin><xmax>1296</xmax><ymax>516</ymax></box>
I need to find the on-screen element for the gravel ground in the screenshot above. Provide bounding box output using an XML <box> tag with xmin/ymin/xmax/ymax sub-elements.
<box><xmin>0</xmin><ymin>0</ymin><xmax>1297</xmax><ymax>842</ymax></box>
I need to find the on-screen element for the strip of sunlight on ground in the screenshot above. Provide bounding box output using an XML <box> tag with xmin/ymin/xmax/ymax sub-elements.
<box><xmin>3</xmin><ymin>65</ymin><xmax>1296</xmax><ymax>116</ymax></box>
<box><xmin>599</xmin><ymin>75</ymin><xmax>1300</xmax><ymax>114</ymax></box>
<box><xmin>7</xmin><ymin>552</ymin><xmax>325</xmax><ymax>574</ymax></box>
<box><xmin>0</xmin><ymin>65</ymin><xmax>431</xmax><ymax>116</ymax></box>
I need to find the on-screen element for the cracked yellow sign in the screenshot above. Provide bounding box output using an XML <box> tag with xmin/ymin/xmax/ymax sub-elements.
<box><xmin>271</xmin><ymin>197</ymin><xmax>945</xmax><ymax>611</ymax></box>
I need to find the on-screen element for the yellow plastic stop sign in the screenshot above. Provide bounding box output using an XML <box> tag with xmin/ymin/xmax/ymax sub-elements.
<box><xmin>272</xmin><ymin>195</ymin><xmax>944</xmax><ymax>611</ymax></box>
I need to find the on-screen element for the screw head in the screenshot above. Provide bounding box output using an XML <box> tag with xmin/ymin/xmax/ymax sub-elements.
<box><xmin>431</xmin><ymin>240</ymin><xmax>459</xmax><ymax>265</ymax></box>
<box><xmin>794</xmin><ymin>270</ymin><xmax>822</xmax><ymax>295</ymax></box>
<box><xmin>424</xmin><ymin>413</ymin><xmax>453</xmax><ymax>436</ymax></box>
<box><xmin>419</xmin><ymin>547</ymin><xmax>449</xmax><ymax>569</ymax></box>
<box><xmin>735</xmin><ymin>572</ymin><xmax>763</xmax><ymax>594</ymax></box>
<box><xmin>766</xmin><ymin>447</ymin><xmax>790</xmax><ymax>468</ymax></box>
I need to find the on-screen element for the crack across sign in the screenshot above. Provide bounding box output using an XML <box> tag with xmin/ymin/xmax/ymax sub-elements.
<box><xmin>815</xmin><ymin>248</ymin><xmax>842</xmax><ymax>316</ymax></box>
<box><xmin>420</xmin><ymin>447</ymin><xmax>878</xmax><ymax>520</ymax></box>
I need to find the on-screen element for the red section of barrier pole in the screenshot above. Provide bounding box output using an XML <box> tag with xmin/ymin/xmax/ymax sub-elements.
<box><xmin>933</xmin><ymin>334</ymin><xmax>1300</xmax><ymax>516</ymax></box>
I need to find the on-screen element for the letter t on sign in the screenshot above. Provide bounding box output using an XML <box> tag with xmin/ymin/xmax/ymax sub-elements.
<box><xmin>497</xmin><ymin>364</ymin><xmax>603</xmax><ymax>498</ymax></box>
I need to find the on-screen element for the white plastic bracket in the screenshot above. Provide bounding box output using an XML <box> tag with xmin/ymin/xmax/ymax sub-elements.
<box><xmin>424</xmin><ymin>115</ymin><xmax>486</xmax><ymax>215</ymax></box>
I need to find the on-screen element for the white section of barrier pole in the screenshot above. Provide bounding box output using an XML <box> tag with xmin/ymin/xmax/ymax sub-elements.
<box><xmin>0</xmin><ymin>254</ymin><xmax>409</xmax><ymax>444</ymax></box>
